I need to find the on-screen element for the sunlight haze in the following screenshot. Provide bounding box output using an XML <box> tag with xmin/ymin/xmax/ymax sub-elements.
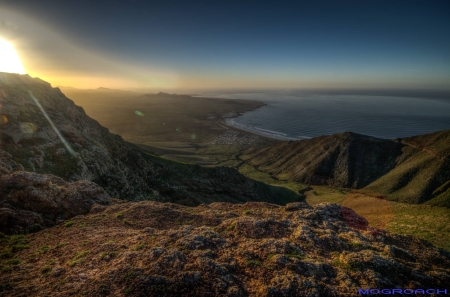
<box><xmin>0</xmin><ymin>39</ymin><xmax>26</xmax><ymax>74</ymax></box>
<box><xmin>0</xmin><ymin>0</ymin><xmax>448</xmax><ymax>92</ymax></box>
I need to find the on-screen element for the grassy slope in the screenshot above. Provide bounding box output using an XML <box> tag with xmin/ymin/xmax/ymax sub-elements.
<box><xmin>239</xmin><ymin>164</ymin><xmax>450</xmax><ymax>251</ymax></box>
<box><xmin>362</xmin><ymin>130</ymin><xmax>450</xmax><ymax>207</ymax></box>
<box><xmin>241</xmin><ymin>130</ymin><xmax>450</xmax><ymax>207</ymax></box>
<box><xmin>312</xmin><ymin>191</ymin><xmax>450</xmax><ymax>252</ymax></box>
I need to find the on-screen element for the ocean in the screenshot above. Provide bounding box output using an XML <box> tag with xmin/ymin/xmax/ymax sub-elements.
<box><xmin>203</xmin><ymin>91</ymin><xmax>450</xmax><ymax>140</ymax></box>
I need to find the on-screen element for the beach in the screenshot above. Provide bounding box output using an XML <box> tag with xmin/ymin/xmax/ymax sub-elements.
<box><xmin>207</xmin><ymin>92</ymin><xmax>450</xmax><ymax>140</ymax></box>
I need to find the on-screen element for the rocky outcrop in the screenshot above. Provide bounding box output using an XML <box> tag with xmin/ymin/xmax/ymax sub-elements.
<box><xmin>0</xmin><ymin>148</ymin><xmax>112</xmax><ymax>234</ymax></box>
<box><xmin>0</xmin><ymin>201</ymin><xmax>448</xmax><ymax>296</ymax></box>
<box><xmin>0</xmin><ymin>72</ymin><xmax>294</xmax><ymax>205</ymax></box>
<box><xmin>0</xmin><ymin>157</ymin><xmax>111</xmax><ymax>234</ymax></box>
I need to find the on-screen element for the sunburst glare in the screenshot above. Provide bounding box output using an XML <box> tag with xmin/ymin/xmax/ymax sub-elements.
<box><xmin>0</xmin><ymin>39</ymin><xmax>26</xmax><ymax>74</ymax></box>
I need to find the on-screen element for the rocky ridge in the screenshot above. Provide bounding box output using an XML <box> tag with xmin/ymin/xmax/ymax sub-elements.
<box><xmin>0</xmin><ymin>73</ymin><xmax>296</xmax><ymax>233</ymax></box>
<box><xmin>0</xmin><ymin>201</ymin><xmax>448</xmax><ymax>296</ymax></box>
<box><xmin>0</xmin><ymin>73</ymin><xmax>285</xmax><ymax>202</ymax></box>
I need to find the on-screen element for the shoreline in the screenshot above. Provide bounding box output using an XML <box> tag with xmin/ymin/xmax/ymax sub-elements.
<box><xmin>199</xmin><ymin>95</ymin><xmax>293</xmax><ymax>142</ymax></box>
<box><xmin>202</xmin><ymin>92</ymin><xmax>450</xmax><ymax>141</ymax></box>
<box><xmin>209</xmin><ymin>97</ymin><xmax>296</xmax><ymax>142</ymax></box>
<box><xmin>222</xmin><ymin>117</ymin><xmax>299</xmax><ymax>141</ymax></box>
<box><xmin>203</xmin><ymin>94</ymin><xmax>307</xmax><ymax>142</ymax></box>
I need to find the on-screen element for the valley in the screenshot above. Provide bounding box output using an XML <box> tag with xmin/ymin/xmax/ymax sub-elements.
<box><xmin>1</xmin><ymin>1</ymin><xmax>449</xmax><ymax>295</ymax></box>
<box><xmin>0</xmin><ymin>73</ymin><xmax>449</xmax><ymax>296</ymax></box>
<box><xmin>235</xmin><ymin>163</ymin><xmax>450</xmax><ymax>251</ymax></box>
<box><xmin>61</xmin><ymin>83</ymin><xmax>450</xmax><ymax>251</ymax></box>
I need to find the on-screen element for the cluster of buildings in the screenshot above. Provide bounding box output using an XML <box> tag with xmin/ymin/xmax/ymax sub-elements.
<box><xmin>209</xmin><ymin>129</ymin><xmax>258</xmax><ymax>145</ymax></box>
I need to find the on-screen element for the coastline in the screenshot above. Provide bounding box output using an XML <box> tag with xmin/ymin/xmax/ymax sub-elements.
<box><xmin>193</xmin><ymin>95</ymin><xmax>294</xmax><ymax>141</ymax></box>
<box><xmin>199</xmin><ymin>96</ymin><xmax>292</xmax><ymax>142</ymax></box>
<box><xmin>199</xmin><ymin>93</ymin><xmax>308</xmax><ymax>142</ymax></box>
<box><xmin>215</xmin><ymin>92</ymin><xmax>450</xmax><ymax>140</ymax></box>
<box><xmin>223</xmin><ymin>117</ymin><xmax>299</xmax><ymax>141</ymax></box>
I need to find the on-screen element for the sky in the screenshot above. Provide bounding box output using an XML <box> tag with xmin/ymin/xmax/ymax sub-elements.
<box><xmin>0</xmin><ymin>0</ymin><xmax>449</xmax><ymax>92</ymax></box>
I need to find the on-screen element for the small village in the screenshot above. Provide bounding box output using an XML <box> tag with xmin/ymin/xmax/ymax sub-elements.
<box><xmin>209</xmin><ymin>129</ymin><xmax>259</xmax><ymax>145</ymax></box>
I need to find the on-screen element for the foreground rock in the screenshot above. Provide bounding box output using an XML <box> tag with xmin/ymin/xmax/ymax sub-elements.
<box><xmin>0</xmin><ymin>202</ymin><xmax>448</xmax><ymax>296</ymax></box>
<box><xmin>0</xmin><ymin>171</ymin><xmax>111</xmax><ymax>234</ymax></box>
<box><xmin>0</xmin><ymin>149</ymin><xmax>111</xmax><ymax>234</ymax></box>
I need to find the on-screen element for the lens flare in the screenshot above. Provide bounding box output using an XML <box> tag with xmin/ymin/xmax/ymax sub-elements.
<box><xmin>20</xmin><ymin>122</ymin><xmax>38</xmax><ymax>134</ymax></box>
<box><xmin>135</xmin><ymin>111</ymin><xmax>144</xmax><ymax>116</ymax></box>
<box><xmin>0</xmin><ymin>114</ymin><xmax>7</xmax><ymax>124</ymax></box>
<box><xmin>29</xmin><ymin>91</ymin><xmax>76</xmax><ymax>157</ymax></box>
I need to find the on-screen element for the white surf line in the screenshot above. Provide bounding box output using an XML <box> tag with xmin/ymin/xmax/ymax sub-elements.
<box><xmin>253</xmin><ymin>126</ymin><xmax>288</xmax><ymax>136</ymax></box>
<box><xmin>225</xmin><ymin>118</ymin><xmax>298</xmax><ymax>141</ymax></box>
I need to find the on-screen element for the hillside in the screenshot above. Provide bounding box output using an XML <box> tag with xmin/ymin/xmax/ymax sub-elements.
<box><xmin>241</xmin><ymin>131</ymin><xmax>450</xmax><ymax>206</ymax></box>
<box><xmin>59</xmin><ymin>86</ymin><xmax>278</xmax><ymax>166</ymax></box>
<box><xmin>1</xmin><ymin>201</ymin><xmax>449</xmax><ymax>296</ymax></box>
<box><xmin>1</xmin><ymin>73</ymin><xmax>449</xmax><ymax>296</ymax></box>
<box><xmin>59</xmin><ymin>87</ymin><xmax>269</xmax><ymax>146</ymax></box>
<box><xmin>0</xmin><ymin>73</ymin><xmax>298</xmax><ymax>233</ymax></box>
<box><xmin>363</xmin><ymin>130</ymin><xmax>450</xmax><ymax>206</ymax></box>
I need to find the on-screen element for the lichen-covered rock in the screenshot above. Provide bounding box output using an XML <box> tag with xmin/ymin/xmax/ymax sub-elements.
<box><xmin>0</xmin><ymin>149</ymin><xmax>24</xmax><ymax>175</ymax></box>
<box><xmin>1</xmin><ymin>201</ymin><xmax>448</xmax><ymax>296</ymax></box>
<box><xmin>0</xmin><ymin>171</ymin><xmax>111</xmax><ymax>233</ymax></box>
<box><xmin>285</xmin><ymin>201</ymin><xmax>312</xmax><ymax>211</ymax></box>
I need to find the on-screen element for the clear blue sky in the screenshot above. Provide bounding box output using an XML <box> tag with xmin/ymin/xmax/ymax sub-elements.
<box><xmin>1</xmin><ymin>0</ymin><xmax>449</xmax><ymax>91</ymax></box>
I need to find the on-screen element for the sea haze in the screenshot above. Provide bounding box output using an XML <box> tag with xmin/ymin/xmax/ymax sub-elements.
<box><xmin>203</xmin><ymin>91</ymin><xmax>450</xmax><ymax>140</ymax></box>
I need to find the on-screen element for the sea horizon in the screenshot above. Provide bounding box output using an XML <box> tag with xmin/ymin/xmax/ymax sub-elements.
<box><xmin>202</xmin><ymin>91</ymin><xmax>450</xmax><ymax>140</ymax></box>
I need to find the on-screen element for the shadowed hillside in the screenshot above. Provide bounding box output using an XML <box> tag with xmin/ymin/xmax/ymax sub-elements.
<box><xmin>0</xmin><ymin>73</ymin><xmax>299</xmax><ymax>233</ymax></box>
<box><xmin>241</xmin><ymin>131</ymin><xmax>450</xmax><ymax>207</ymax></box>
<box><xmin>241</xmin><ymin>132</ymin><xmax>404</xmax><ymax>188</ymax></box>
<box><xmin>363</xmin><ymin>130</ymin><xmax>450</xmax><ymax>206</ymax></box>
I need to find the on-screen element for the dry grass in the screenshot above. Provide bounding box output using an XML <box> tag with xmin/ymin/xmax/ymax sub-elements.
<box><xmin>306</xmin><ymin>190</ymin><xmax>450</xmax><ymax>251</ymax></box>
<box><xmin>340</xmin><ymin>193</ymin><xmax>395</xmax><ymax>230</ymax></box>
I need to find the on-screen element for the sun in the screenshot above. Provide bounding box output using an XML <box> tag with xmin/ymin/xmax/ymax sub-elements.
<box><xmin>0</xmin><ymin>39</ymin><xmax>26</xmax><ymax>74</ymax></box>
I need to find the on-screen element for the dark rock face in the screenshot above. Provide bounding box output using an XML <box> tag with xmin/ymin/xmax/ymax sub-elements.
<box><xmin>0</xmin><ymin>73</ymin><xmax>294</xmax><ymax>233</ymax></box>
<box><xmin>0</xmin><ymin>147</ymin><xmax>112</xmax><ymax>234</ymax></box>
<box><xmin>0</xmin><ymin>171</ymin><xmax>112</xmax><ymax>234</ymax></box>
<box><xmin>0</xmin><ymin>73</ymin><xmax>289</xmax><ymax>205</ymax></box>
<box><xmin>0</xmin><ymin>72</ymin><xmax>170</xmax><ymax>200</ymax></box>
<box><xmin>0</xmin><ymin>201</ymin><xmax>448</xmax><ymax>296</ymax></box>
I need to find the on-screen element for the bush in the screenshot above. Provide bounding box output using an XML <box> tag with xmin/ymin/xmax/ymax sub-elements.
<box><xmin>28</xmin><ymin>224</ymin><xmax>44</xmax><ymax>233</ymax></box>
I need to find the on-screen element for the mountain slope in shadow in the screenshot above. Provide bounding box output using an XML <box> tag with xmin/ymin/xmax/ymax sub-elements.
<box><xmin>242</xmin><ymin>130</ymin><xmax>450</xmax><ymax>207</ymax></box>
<box><xmin>0</xmin><ymin>73</ymin><xmax>299</xmax><ymax>233</ymax></box>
